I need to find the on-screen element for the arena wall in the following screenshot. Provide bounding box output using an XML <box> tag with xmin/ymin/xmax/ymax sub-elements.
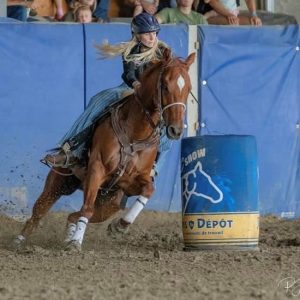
<box><xmin>0</xmin><ymin>22</ymin><xmax>299</xmax><ymax>217</ymax></box>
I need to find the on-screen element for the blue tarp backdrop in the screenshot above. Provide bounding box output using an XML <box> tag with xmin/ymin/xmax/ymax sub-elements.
<box><xmin>0</xmin><ymin>22</ymin><xmax>299</xmax><ymax>217</ymax></box>
<box><xmin>198</xmin><ymin>25</ymin><xmax>300</xmax><ymax>218</ymax></box>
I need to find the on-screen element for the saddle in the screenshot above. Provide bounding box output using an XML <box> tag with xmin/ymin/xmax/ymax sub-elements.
<box><xmin>70</xmin><ymin>89</ymin><xmax>159</xmax><ymax>195</ymax></box>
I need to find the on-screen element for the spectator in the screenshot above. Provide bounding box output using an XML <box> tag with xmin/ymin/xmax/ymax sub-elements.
<box><xmin>7</xmin><ymin>0</ymin><xmax>29</xmax><ymax>21</ymax></box>
<box><xmin>155</xmin><ymin>0</ymin><xmax>207</xmax><ymax>25</ymax></box>
<box><xmin>133</xmin><ymin>0</ymin><xmax>159</xmax><ymax>17</ymax></box>
<box><xmin>93</xmin><ymin>0</ymin><xmax>109</xmax><ymax>21</ymax></box>
<box><xmin>64</xmin><ymin>0</ymin><xmax>97</xmax><ymax>21</ymax></box>
<box><xmin>157</xmin><ymin>0</ymin><xmax>177</xmax><ymax>12</ymax></box>
<box><xmin>74</xmin><ymin>4</ymin><xmax>93</xmax><ymax>22</ymax></box>
<box><xmin>194</xmin><ymin>0</ymin><xmax>262</xmax><ymax>26</ymax></box>
<box><xmin>54</xmin><ymin>0</ymin><xmax>65</xmax><ymax>20</ymax></box>
<box><xmin>26</xmin><ymin>0</ymin><xmax>65</xmax><ymax>21</ymax></box>
<box><xmin>7</xmin><ymin>6</ymin><xmax>27</xmax><ymax>21</ymax></box>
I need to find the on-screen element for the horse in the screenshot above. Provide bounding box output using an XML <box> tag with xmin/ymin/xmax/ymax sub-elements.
<box><xmin>14</xmin><ymin>48</ymin><xmax>195</xmax><ymax>250</ymax></box>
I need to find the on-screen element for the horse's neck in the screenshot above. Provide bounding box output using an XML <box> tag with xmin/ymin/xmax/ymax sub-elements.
<box><xmin>119</xmin><ymin>67</ymin><xmax>162</xmax><ymax>140</ymax></box>
<box><xmin>139</xmin><ymin>68</ymin><xmax>160</xmax><ymax>111</ymax></box>
<box><xmin>120</xmin><ymin>93</ymin><xmax>159</xmax><ymax>141</ymax></box>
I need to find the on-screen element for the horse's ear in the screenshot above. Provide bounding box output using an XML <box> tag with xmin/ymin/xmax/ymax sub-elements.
<box><xmin>185</xmin><ymin>52</ymin><xmax>196</xmax><ymax>69</ymax></box>
<box><xmin>163</xmin><ymin>48</ymin><xmax>172</xmax><ymax>62</ymax></box>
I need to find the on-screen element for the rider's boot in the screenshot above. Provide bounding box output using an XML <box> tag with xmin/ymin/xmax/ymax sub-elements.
<box><xmin>41</xmin><ymin>143</ymin><xmax>78</xmax><ymax>168</ymax></box>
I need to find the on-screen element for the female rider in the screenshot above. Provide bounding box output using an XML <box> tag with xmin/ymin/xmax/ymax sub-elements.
<box><xmin>43</xmin><ymin>13</ymin><xmax>170</xmax><ymax>168</ymax></box>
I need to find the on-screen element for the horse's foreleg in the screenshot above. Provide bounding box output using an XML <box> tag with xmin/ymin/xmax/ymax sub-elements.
<box><xmin>64</xmin><ymin>191</ymin><xmax>124</xmax><ymax>244</ymax></box>
<box><xmin>14</xmin><ymin>170</ymin><xmax>73</xmax><ymax>248</ymax></box>
<box><xmin>67</xmin><ymin>160</ymin><xmax>105</xmax><ymax>249</ymax></box>
<box><xmin>63</xmin><ymin>211</ymin><xmax>81</xmax><ymax>244</ymax></box>
<box><xmin>108</xmin><ymin>176</ymin><xmax>154</xmax><ymax>236</ymax></box>
<box><xmin>64</xmin><ymin>190</ymin><xmax>124</xmax><ymax>244</ymax></box>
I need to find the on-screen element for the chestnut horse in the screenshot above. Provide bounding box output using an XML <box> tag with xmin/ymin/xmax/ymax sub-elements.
<box><xmin>14</xmin><ymin>49</ymin><xmax>195</xmax><ymax>250</ymax></box>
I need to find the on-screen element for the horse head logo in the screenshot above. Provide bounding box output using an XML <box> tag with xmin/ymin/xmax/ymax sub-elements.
<box><xmin>182</xmin><ymin>161</ymin><xmax>224</xmax><ymax>214</ymax></box>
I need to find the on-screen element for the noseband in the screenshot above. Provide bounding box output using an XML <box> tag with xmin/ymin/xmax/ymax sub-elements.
<box><xmin>161</xmin><ymin>102</ymin><xmax>186</xmax><ymax>115</ymax></box>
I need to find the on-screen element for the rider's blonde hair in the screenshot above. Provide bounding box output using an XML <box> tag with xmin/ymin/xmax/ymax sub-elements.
<box><xmin>94</xmin><ymin>35</ymin><xmax>168</xmax><ymax>63</ymax></box>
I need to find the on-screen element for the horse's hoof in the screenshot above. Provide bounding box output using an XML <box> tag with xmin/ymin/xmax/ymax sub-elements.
<box><xmin>64</xmin><ymin>240</ymin><xmax>82</xmax><ymax>252</ymax></box>
<box><xmin>107</xmin><ymin>219</ymin><xmax>129</xmax><ymax>239</ymax></box>
<box><xmin>11</xmin><ymin>235</ymin><xmax>26</xmax><ymax>250</ymax></box>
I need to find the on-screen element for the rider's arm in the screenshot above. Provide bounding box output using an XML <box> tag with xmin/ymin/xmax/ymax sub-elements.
<box><xmin>121</xmin><ymin>60</ymin><xmax>138</xmax><ymax>88</ymax></box>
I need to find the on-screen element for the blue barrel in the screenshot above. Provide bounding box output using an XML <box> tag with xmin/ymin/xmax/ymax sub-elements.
<box><xmin>181</xmin><ymin>135</ymin><xmax>259</xmax><ymax>250</ymax></box>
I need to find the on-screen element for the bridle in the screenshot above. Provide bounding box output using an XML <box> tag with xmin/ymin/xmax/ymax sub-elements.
<box><xmin>161</xmin><ymin>102</ymin><xmax>186</xmax><ymax>115</ymax></box>
<box><xmin>136</xmin><ymin>63</ymin><xmax>188</xmax><ymax>134</ymax></box>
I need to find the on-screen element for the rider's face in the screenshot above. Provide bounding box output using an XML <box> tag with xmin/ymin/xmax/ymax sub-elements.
<box><xmin>138</xmin><ymin>32</ymin><xmax>157</xmax><ymax>48</ymax></box>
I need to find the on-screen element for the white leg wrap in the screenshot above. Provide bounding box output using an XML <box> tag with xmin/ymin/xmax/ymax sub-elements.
<box><xmin>64</xmin><ymin>223</ymin><xmax>77</xmax><ymax>243</ymax></box>
<box><xmin>123</xmin><ymin>196</ymin><xmax>148</xmax><ymax>224</ymax></box>
<box><xmin>71</xmin><ymin>217</ymin><xmax>88</xmax><ymax>245</ymax></box>
<box><xmin>17</xmin><ymin>235</ymin><xmax>25</xmax><ymax>241</ymax></box>
<box><xmin>15</xmin><ymin>235</ymin><xmax>26</xmax><ymax>244</ymax></box>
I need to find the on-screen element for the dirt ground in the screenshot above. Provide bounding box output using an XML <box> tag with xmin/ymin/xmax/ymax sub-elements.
<box><xmin>0</xmin><ymin>211</ymin><xmax>300</xmax><ymax>300</ymax></box>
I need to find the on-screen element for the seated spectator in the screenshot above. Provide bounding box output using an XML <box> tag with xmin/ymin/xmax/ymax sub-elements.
<box><xmin>7</xmin><ymin>6</ymin><xmax>27</xmax><ymax>21</ymax></box>
<box><xmin>26</xmin><ymin>0</ymin><xmax>67</xmax><ymax>21</ymax></box>
<box><xmin>157</xmin><ymin>0</ymin><xmax>177</xmax><ymax>12</ymax></box>
<box><xmin>74</xmin><ymin>4</ymin><xmax>93</xmax><ymax>22</ymax></box>
<box><xmin>64</xmin><ymin>0</ymin><xmax>97</xmax><ymax>21</ymax></box>
<box><xmin>133</xmin><ymin>0</ymin><xmax>159</xmax><ymax>17</ymax></box>
<box><xmin>93</xmin><ymin>0</ymin><xmax>109</xmax><ymax>21</ymax></box>
<box><xmin>194</xmin><ymin>0</ymin><xmax>262</xmax><ymax>26</ymax></box>
<box><xmin>54</xmin><ymin>0</ymin><xmax>65</xmax><ymax>20</ymax></box>
<box><xmin>156</xmin><ymin>0</ymin><xmax>207</xmax><ymax>25</ymax></box>
<box><xmin>7</xmin><ymin>0</ymin><xmax>30</xmax><ymax>21</ymax></box>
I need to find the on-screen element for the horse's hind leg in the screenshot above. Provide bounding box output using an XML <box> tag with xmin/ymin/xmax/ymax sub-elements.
<box><xmin>13</xmin><ymin>169</ymin><xmax>79</xmax><ymax>248</ymax></box>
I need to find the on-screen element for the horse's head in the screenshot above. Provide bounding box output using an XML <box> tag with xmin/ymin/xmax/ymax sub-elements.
<box><xmin>160</xmin><ymin>49</ymin><xmax>195</xmax><ymax>139</ymax></box>
<box><xmin>138</xmin><ymin>49</ymin><xmax>195</xmax><ymax>139</ymax></box>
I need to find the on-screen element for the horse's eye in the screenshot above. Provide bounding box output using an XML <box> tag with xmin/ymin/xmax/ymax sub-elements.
<box><xmin>162</xmin><ymin>84</ymin><xmax>169</xmax><ymax>92</ymax></box>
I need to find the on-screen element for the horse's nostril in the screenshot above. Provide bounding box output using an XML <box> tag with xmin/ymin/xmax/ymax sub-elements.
<box><xmin>167</xmin><ymin>125</ymin><xmax>182</xmax><ymax>139</ymax></box>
